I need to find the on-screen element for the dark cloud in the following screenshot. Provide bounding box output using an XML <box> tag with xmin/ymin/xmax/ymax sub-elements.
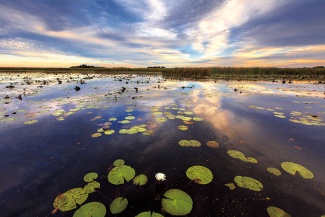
<box><xmin>160</xmin><ymin>0</ymin><xmax>225</xmax><ymax>31</ymax></box>
<box><xmin>232</xmin><ymin>0</ymin><xmax>325</xmax><ymax>47</ymax></box>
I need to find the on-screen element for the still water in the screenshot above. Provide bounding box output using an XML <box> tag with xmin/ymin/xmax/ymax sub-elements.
<box><xmin>0</xmin><ymin>73</ymin><xmax>324</xmax><ymax>217</ymax></box>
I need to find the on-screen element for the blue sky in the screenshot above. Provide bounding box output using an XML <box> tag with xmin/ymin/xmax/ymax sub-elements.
<box><xmin>0</xmin><ymin>0</ymin><xmax>324</xmax><ymax>67</ymax></box>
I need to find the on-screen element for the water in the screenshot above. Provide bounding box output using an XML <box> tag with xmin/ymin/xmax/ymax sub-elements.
<box><xmin>0</xmin><ymin>73</ymin><xmax>324</xmax><ymax>217</ymax></box>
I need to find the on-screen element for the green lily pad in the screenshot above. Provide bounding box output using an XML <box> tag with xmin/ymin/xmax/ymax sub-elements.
<box><xmin>24</xmin><ymin>120</ymin><xmax>38</xmax><ymax>124</ymax></box>
<box><xmin>136</xmin><ymin>211</ymin><xmax>164</xmax><ymax>217</ymax></box>
<box><xmin>108</xmin><ymin>165</ymin><xmax>135</xmax><ymax>185</ymax></box>
<box><xmin>84</xmin><ymin>172</ymin><xmax>98</xmax><ymax>182</ymax></box>
<box><xmin>133</xmin><ymin>174</ymin><xmax>148</xmax><ymax>186</ymax></box>
<box><xmin>178</xmin><ymin>125</ymin><xmax>188</xmax><ymax>130</ymax></box>
<box><xmin>227</xmin><ymin>150</ymin><xmax>258</xmax><ymax>163</ymax></box>
<box><xmin>225</xmin><ymin>182</ymin><xmax>236</xmax><ymax>190</ymax></box>
<box><xmin>234</xmin><ymin>176</ymin><xmax>263</xmax><ymax>191</ymax></box>
<box><xmin>162</xmin><ymin>189</ymin><xmax>193</xmax><ymax>216</ymax></box>
<box><xmin>73</xmin><ymin>202</ymin><xmax>106</xmax><ymax>217</ymax></box>
<box><xmin>281</xmin><ymin>162</ymin><xmax>314</xmax><ymax>179</ymax></box>
<box><xmin>186</xmin><ymin>165</ymin><xmax>213</xmax><ymax>184</ymax></box>
<box><xmin>104</xmin><ymin>130</ymin><xmax>115</xmax><ymax>135</ymax></box>
<box><xmin>91</xmin><ymin>133</ymin><xmax>102</xmax><ymax>138</ymax></box>
<box><xmin>113</xmin><ymin>159</ymin><xmax>125</xmax><ymax>166</ymax></box>
<box><xmin>109</xmin><ymin>117</ymin><xmax>117</xmax><ymax>121</ymax></box>
<box><xmin>110</xmin><ymin>197</ymin><xmax>128</xmax><ymax>214</ymax></box>
<box><xmin>267</xmin><ymin>167</ymin><xmax>282</xmax><ymax>176</ymax></box>
<box><xmin>125</xmin><ymin>116</ymin><xmax>135</xmax><ymax>120</ymax></box>
<box><xmin>179</xmin><ymin>140</ymin><xmax>201</xmax><ymax>147</ymax></box>
<box><xmin>83</xmin><ymin>181</ymin><xmax>100</xmax><ymax>193</ymax></box>
<box><xmin>53</xmin><ymin>188</ymin><xmax>88</xmax><ymax>212</ymax></box>
<box><xmin>193</xmin><ymin>117</ymin><xmax>203</xmax><ymax>121</ymax></box>
<box><xmin>267</xmin><ymin>206</ymin><xmax>291</xmax><ymax>217</ymax></box>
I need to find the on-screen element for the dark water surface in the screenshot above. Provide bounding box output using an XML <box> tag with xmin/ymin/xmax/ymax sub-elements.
<box><xmin>0</xmin><ymin>73</ymin><xmax>324</xmax><ymax>217</ymax></box>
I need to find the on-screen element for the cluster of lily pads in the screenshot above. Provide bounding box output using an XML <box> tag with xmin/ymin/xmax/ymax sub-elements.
<box><xmin>52</xmin><ymin>153</ymin><xmax>316</xmax><ymax>217</ymax></box>
<box><xmin>248</xmin><ymin>103</ymin><xmax>325</xmax><ymax>126</ymax></box>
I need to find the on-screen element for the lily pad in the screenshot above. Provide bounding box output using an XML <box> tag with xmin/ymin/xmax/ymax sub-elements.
<box><xmin>113</xmin><ymin>159</ymin><xmax>125</xmax><ymax>166</ymax></box>
<box><xmin>281</xmin><ymin>162</ymin><xmax>314</xmax><ymax>179</ymax></box>
<box><xmin>178</xmin><ymin>125</ymin><xmax>188</xmax><ymax>130</ymax></box>
<box><xmin>162</xmin><ymin>189</ymin><xmax>193</xmax><ymax>216</ymax></box>
<box><xmin>193</xmin><ymin>117</ymin><xmax>203</xmax><ymax>121</ymax></box>
<box><xmin>206</xmin><ymin>141</ymin><xmax>220</xmax><ymax>148</ymax></box>
<box><xmin>104</xmin><ymin>130</ymin><xmax>115</xmax><ymax>135</ymax></box>
<box><xmin>225</xmin><ymin>182</ymin><xmax>236</xmax><ymax>190</ymax></box>
<box><xmin>91</xmin><ymin>133</ymin><xmax>102</xmax><ymax>138</ymax></box>
<box><xmin>108</xmin><ymin>165</ymin><xmax>135</xmax><ymax>185</ymax></box>
<box><xmin>53</xmin><ymin>188</ymin><xmax>88</xmax><ymax>212</ymax></box>
<box><xmin>227</xmin><ymin>150</ymin><xmax>258</xmax><ymax>163</ymax></box>
<box><xmin>109</xmin><ymin>117</ymin><xmax>117</xmax><ymax>121</ymax></box>
<box><xmin>267</xmin><ymin>167</ymin><xmax>282</xmax><ymax>176</ymax></box>
<box><xmin>186</xmin><ymin>165</ymin><xmax>213</xmax><ymax>184</ymax></box>
<box><xmin>136</xmin><ymin>211</ymin><xmax>164</xmax><ymax>217</ymax></box>
<box><xmin>73</xmin><ymin>202</ymin><xmax>106</xmax><ymax>217</ymax></box>
<box><xmin>83</xmin><ymin>181</ymin><xmax>100</xmax><ymax>193</ymax></box>
<box><xmin>234</xmin><ymin>176</ymin><xmax>263</xmax><ymax>191</ymax></box>
<box><xmin>267</xmin><ymin>206</ymin><xmax>291</xmax><ymax>217</ymax></box>
<box><xmin>179</xmin><ymin>140</ymin><xmax>201</xmax><ymax>147</ymax></box>
<box><xmin>24</xmin><ymin>120</ymin><xmax>38</xmax><ymax>124</ymax></box>
<box><xmin>84</xmin><ymin>172</ymin><xmax>98</xmax><ymax>182</ymax></box>
<box><xmin>133</xmin><ymin>174</ymin><xmax>148</xmax><ymax>186</ymax></box>
<box><xmin>110</xmin><ymin>197</ymin><xmax>128</xmax><ymax>214</ymax></box>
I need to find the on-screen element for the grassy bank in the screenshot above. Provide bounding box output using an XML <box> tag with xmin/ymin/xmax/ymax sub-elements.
<box><xmin>1</xmin><ymin>66</ymin><xmax>325</xmax><ymax>81</ymax></box>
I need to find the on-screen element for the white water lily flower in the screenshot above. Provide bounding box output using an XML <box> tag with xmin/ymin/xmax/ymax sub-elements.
<box><xmin>155</xmin><ymin>173</ymin><xmax>166</xmax><ymax>181</ymax></box>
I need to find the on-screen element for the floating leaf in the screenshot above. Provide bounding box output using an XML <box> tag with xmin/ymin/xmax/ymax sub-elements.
<box><xmin>84</xmin><ymin>181</ymin><xmax>100</xmax><ymax>193</ymax></box>
<box><xmin>178</xmin><ymin>125</ymin><xmax>188</xmax><ymax>130</ymax></box>
<box><xmin>227</xmin><ymin>150</ymin><xmax>258</xmax><ymax>163</ymax></box>
<box><xmin>133</xmin><ymin>174</ymin><xmax>148</xmax><ymax>186</ymax></box>
<box><xmin>53</xmin><ymin>188</ymin><xmax>88</xmax><ymax>212</ymax></box>
<box><xmin>162</xmin><ymin>189</ymin><xmax>193</xmax><ymax>216</ymax></box>
<box><xmin>193</xmin><ymin>117</ymin><xmax>203</xmax><ymax>121</ymax></box>
<box><xmin>125</xmin><ymin>116</ymin><xmax>135</xmax><ymax>120</ymax></box>
<box><xmin>110</xmin><ymin>197</ymin><xmax>128</xmax><ymax>214</ymax></box>
<box><xmin>281</xmin><ymin>162</ymin><xmax>314</xmax><ymax>179</ymax></box>
<box><xmin>156</xmin><ymin>117</ymin><xmax>167</xmax><ymax>122</ymax></box>
<box><xmin>186</xmin><ymin>165</ymin><xmax>213</xmax><ymax>184</ymax></box>
<box><xmin>234</xmin><ymin>176</ymin><xmax>263</xmax><ymax>191</ymax></box>
<box><xmin>178</xmin><ymin>140</ymin><xmax>201</xmax><ymax>147</ymax></box>
<box><xmin>267</xmin><ymin>167</ymin><xmax>282</xmax><ymax>176</ymax></box>
<box><xmin>84</xmin><ymin>172</ymin><xmax>98</xmax><ymax>182</ymax></box>
<box><xmin>73</xmin><ymin>202</ymin><xmax>106</xmax><ymax>217</ymax></box>
<box><xmin>91</xmin><ymin>133</ymin><xmax>102</xmax><ymax>138</ymax></box>
<box><xmin>113</xmin><ymin>159</ymin><xmax>125</xmax><ymax>166</ymax></box>
<box><xmin>24</xmin><ymin>120</ymin><xmax>38</xmax><ymax>124</ymax></box>
<box><xmin>136</xmin><ymin>211</ymin><xmax>164</xmax><ymax>217</ymax></box>
<box><xmin>225</xmin><ymin>182</ymin><xmax>236</xmax><ymax>190</ymax></box>
<box><xmin>206</xmin><ymin>141</ymin><xmax>220</xmax><ymax>148</ymax></box>
<box><xmin>104</xmin><ymin>130</ymin><xmax>115</xmax><ymax>135</ymax></box>
<box><xmin>109</xmin><ymin>117</ymin><xmax>117</xmax><ymax>121</ymax></box>
<box><xmin>267</xmin><ymin>206</ymin><xmax>291</xmax><ymax>217</ymax></box>
<box><xmin>108</xmin><ymin>165</ymin><xmax>135</xmax><ymax>185</ymax></box>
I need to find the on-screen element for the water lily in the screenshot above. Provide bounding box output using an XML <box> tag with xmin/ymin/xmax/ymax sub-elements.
<box><xmin>155</xmin><ymin>173</ymin><xmax>166</xmax><ymax>181</ymax></box>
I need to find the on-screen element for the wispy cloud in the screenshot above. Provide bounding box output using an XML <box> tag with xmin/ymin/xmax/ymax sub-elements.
<box><xmin>0</xmin><ymin>0</ymin><xmax>324</xmax><ymax>67</ymax></box>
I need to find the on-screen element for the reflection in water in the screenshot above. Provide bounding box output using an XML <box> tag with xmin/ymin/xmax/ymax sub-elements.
<box><xmin>0</xmin><ymin>73</ymin><xmax>324</xmax><ymax>216</ymax></box>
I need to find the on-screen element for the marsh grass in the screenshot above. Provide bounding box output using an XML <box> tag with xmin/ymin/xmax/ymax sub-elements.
<box><xmin>1</xmin><ymin>66</ymin><xmax>325</xmax><ymax>81</ymax></box>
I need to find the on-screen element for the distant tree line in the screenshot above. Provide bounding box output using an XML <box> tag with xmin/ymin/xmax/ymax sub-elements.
<box><xmin>70</xmin><ymin>64</ymin><xmax>105</xmax><ymax>68</ymax></box>
<box><xmin>147</xmin><ymin>66</ymin><xmax>166</xmax><ymax>68</ymax></box>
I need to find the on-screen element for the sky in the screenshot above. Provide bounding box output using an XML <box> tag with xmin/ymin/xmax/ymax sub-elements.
<box><xmin>0</xmin><ymin>0</ymin><xmax>324</xmax><ymax>68</ymax></box>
